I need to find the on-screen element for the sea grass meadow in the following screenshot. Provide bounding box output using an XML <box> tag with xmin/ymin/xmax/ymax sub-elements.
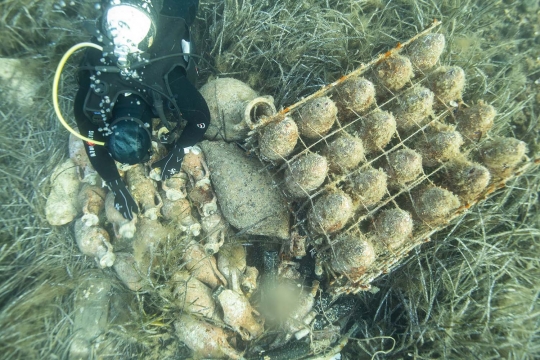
<box><xmin>0</xmin><ymin>0</ymin><xmax>539</xmax><ymax>359</ymax></box>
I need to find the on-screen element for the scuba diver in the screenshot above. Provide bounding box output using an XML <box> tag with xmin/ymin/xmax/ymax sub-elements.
<box><xmin>73</xmin><ymin>0</ymin><xmax>210</xmax><ymax>221</ymax></box>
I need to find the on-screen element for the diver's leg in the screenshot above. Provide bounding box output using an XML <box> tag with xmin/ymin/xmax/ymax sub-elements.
<box><xmin>161</xmin><ymin>0</ymin><xmax>199</xmax><ymax>26</ymax></box>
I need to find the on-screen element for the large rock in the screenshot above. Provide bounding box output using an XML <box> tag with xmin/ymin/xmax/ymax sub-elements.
<box><xmin>200</xmin><ymin>141</ymin><xmax>290</xmax><ymax>239</ymax></box>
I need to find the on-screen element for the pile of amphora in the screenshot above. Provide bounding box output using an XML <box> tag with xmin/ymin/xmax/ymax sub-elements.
<box><xmin>45</xmin><ymin>22</ymin><xmax>534</xmax><ymax>359</ymax></box>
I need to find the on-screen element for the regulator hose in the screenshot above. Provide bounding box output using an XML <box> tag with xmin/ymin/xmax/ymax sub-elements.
<box><xmin>52</xmin><ymin>42</ymin><xmax>106</xmax><ymax>146</ymax></box>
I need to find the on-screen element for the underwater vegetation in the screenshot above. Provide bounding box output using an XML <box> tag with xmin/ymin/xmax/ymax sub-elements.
<box><xmin>0</xmin><ymin>0</ymin><xmax>539</xmax><ymax>359</ymax></box>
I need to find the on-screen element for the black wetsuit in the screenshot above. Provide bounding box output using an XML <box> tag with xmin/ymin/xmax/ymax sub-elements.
<box><xmin>74</xmin><ymin>0</ymin><xmax>208</xmax><ymax>219</ymax></box>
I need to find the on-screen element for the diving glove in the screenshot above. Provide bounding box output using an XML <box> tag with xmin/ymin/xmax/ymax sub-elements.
<box><xmin>151</xmin><ymin>147</ymin><xmax>185</xmax><ymax>181</ymax></box>
<box><xmin>107</xmin><ymin>179</ymin><xmax>138</xmax><ymax>221</ymax></box>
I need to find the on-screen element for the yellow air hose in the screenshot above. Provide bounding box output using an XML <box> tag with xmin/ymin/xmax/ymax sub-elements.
<box><xmin>53</xmin><ymin>42</ymin><xmax>106</xmax><ymax>146</ymax></box>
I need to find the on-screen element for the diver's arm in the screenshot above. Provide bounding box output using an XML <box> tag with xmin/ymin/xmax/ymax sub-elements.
<box><xmin>74</xmin><ymin>81</ymin><xmax>138</xmax><ymax>220</ymax></box>
<box><xmin>73</xmin><ymin>87</ymin><xmax>121</xmax><ymax>183</ymax></box>
<box><xmin>170</xmin><ymin>72</ymin><xmax>210</xmax><ymax>149</ymax></box>
<box><xmin>152</xmin><ymin>69</ymin><xmax>209</xmax><ymax>180</ymax></box>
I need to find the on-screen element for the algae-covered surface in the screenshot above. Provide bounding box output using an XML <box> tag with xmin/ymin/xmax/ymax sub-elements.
<box><xmin>0</xmin><ymin>0</ymin><xmax>539</xmax><ymax>359</ymax></box>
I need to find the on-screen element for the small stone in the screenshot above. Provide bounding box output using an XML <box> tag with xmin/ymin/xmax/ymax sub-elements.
<box><xmin>354</xmin><ymin>109</ymin><xmax>396</xmax><ymax>153</ymax></box>
<box><xmin>385</xmin><ymin>148</ymin><xmax>423</xmax><ymax>186</ymax></box>
<box><xmin>308</xmin><ymin>190</ymin><xmax>354</xmax><ymax>235</ymax></box>
<box><xmin>295</xmin><ymin>96</ymin><xmax>338</xmax><ymax>139</ymax></box>
<box><xmin>456</xmin><ymin>101</ymin><xmax>496</xmax><ymax>143</ymax></box>
<box><xmin>259</xmin><ymin>117</ymin><xmax>299</xmax><ymax>161</ymax></box>
<box><xmin>412</xmin><ymin>186</ymin><xmax>461</xmax><ymax>225</ymax></box>
<box><xmin>334</xmin><ymin>77</ymin><xmax>376</xmax><ymax>121</ymax></box>
<box><xmin>407</xmin><ymin>33</ymin><xmax>446</xmax><ymax>71</ymax></box>
<box><xmin>374</xmin><ymin>54</ymin><xmax>414</xmax><ymax>91</ymax></box>
<box><xmin>428</xmin><ymin>66</ymin><xmax>466</xmax><ymax>106</ymax></box>
<box><xmin>284</xmin><ymin>153</ymin><xmax>328</xmax><ymax>198</ymax></box>
<box><xmin>323</xmin><ymin>134</ymin><xmax>365</xmax><ymax>173</ymax></box>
